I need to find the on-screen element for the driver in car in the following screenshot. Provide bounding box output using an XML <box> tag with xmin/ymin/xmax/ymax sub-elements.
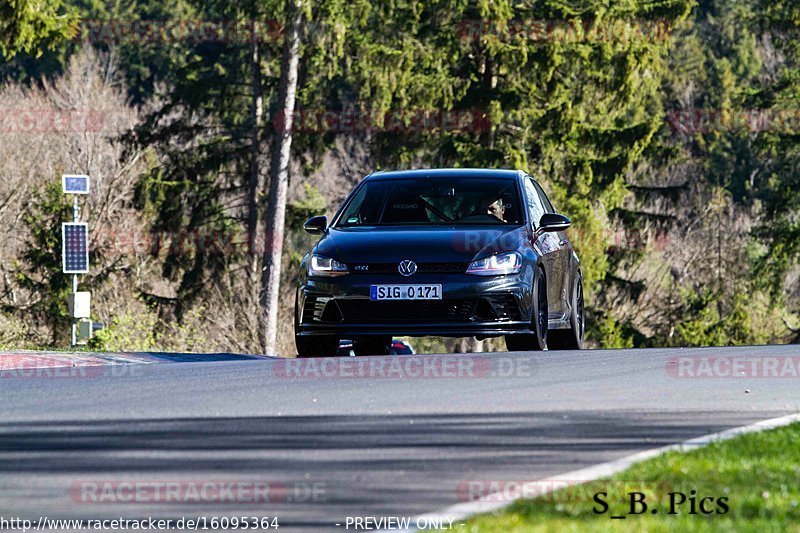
<box><xmin>484</xmin><ymin>196</ymin><xmax>507</xmax><ymax>222</ymax></box>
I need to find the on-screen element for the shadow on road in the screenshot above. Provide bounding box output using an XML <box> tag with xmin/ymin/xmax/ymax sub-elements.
<box><xmin>0</xmin><ymin>410</ymin><xmax>780</xmax><ymax>530</ymax></box>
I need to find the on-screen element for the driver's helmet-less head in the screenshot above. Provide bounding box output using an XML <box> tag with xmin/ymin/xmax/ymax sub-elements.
<box><xmin>482</xmin><ymin>194</ymin><xmax>507</xmax><ymax>221</ymax></box>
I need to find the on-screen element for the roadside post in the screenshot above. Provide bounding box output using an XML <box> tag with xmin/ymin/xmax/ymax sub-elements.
<box><xmin>61</xmin><ymin>174</ymin><xmax>91</xmax><ymax>347</ymax></box>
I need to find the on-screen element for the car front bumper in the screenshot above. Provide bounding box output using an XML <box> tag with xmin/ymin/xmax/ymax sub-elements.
<box><xmin>296</xmin><ymin>273</ymin><xmax>533</xmax><ymax>338</ymax></box>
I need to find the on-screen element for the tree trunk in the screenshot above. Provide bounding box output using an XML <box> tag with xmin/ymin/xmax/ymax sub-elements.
<box><xmin>247</xmin><ymin>26</ymin><xmax>264</xmax><ymax>276</ymax></box>
<box><xmin>247</xmin><ymin>26</ymin><xmax>265</xmax><ymax>347</ymax></box>
<box><xmin>260</xmin><ymin>0</ymin><xmax>303</xmax><ymax>354</ymax></box>
<box><xmin>480</xmin><ymin>54</ymin><xmax>496</xmax><ymax>149</ymax></box>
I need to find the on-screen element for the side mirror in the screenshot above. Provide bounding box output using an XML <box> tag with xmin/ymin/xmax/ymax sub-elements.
<box><xmin>538</xmin><ymin>213</ymin><xmax>571</xmax><ymax>233</ymax></box>
<box><xmin>303</xmin><ymin>215</ymin><xmax>328</xmax><ymax>235</ymax></box>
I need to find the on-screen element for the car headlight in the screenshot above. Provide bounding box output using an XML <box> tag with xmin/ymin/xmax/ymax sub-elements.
<box><xmin>308</xmin><ymin>255</ymin><xmax>349</xmax><ymax>277</ymax></box>
<box><xmin>466</xmin><ymin>252</ymin><xmax>522</xmax><ymax>276</ymax></box>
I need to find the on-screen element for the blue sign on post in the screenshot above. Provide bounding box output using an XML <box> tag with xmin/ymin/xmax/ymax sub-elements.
<box><xmin>62</xmin><ymin>223</ymin><xmax>89</xmax><ymax>274</ymax></box>
<box><xmin>62</xmin><ymin>174</ymin><xmax>90</xmax><ymax>195</ymax></box>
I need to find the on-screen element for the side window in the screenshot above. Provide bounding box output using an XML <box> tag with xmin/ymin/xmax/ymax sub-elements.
<box><xmin>532</xmin><ymin>180</ymin><xmax>555</xmax><ymax>213</ymax></box>
<box><xmin>523</xmin><ymin>179</ymin><xmax>545</xmax><ymax>228</ymax></box>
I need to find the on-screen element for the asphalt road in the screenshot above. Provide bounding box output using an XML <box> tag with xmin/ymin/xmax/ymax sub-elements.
<box><xmin>1</xmin><ymin>344</ymin><xmax>799</xmax><ymax>531</ymax></box>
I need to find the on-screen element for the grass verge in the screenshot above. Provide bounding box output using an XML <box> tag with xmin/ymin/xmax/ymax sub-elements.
<box><xmin>461</xmin><ymin>421</ymin><xmax>800</xmax><ymax>532</ymax></box>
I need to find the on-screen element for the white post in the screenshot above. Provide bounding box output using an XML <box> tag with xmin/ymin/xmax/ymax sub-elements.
<box><xmin>62</xmin><ymin>174</ymin><xmax>90</xmax><ymax>348</ymax></box>
<box><xmin>70</xmin><ymin>195</ymin><xmax>79</xmax><ymax>348</ymax></box>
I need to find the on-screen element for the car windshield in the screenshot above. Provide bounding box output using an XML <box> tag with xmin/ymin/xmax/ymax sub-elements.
<box><xmin>336</xmin><ymin>177</ymin><xmax>523</xmax><ymax>226</ymax></box>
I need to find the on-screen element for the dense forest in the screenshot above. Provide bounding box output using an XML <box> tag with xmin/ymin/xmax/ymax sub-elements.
<box><xmin>1</xmin><ymin>0</ymin><xmax>799</xmax><ymax>354</ymax></box>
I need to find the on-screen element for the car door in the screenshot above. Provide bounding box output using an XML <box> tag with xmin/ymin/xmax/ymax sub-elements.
<box><xmin>523</xmin><ymin>178</ymin><xmax>564</xmax><ymax>317</ymax></box>
<box><xmin>531</xmin><ymin>179</ymin><xmax>570</xmax><ymax>318</ymax></box>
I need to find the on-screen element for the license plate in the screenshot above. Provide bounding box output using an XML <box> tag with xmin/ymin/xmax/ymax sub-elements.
<box><xmin>370</xmin><ymin>284</ymin><xmax>442</xmax><ymax>301</ymax></box>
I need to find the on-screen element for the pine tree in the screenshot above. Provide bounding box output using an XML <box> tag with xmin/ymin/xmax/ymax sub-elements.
<box><xmin>338</xmin><ymin>0</ymin><xmax>691</xmax><ymax>344</ymax></box>
<box><xmin>0</xmin><ymin>0</ymin><xmax>76</xmax><ymax>59</ymax></box>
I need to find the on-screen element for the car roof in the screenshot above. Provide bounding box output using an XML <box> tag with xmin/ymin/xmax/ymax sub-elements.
<box><xmin>364</xmin><ymin>168</ymin><xmax>524</xmax><ymax>180</ymax></box>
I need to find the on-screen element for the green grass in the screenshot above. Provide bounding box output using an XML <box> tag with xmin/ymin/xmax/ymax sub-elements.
<box><xmin>461</xmin><ymin>422</ymin><xmax>800</xmax><ymax>532</ymax></box>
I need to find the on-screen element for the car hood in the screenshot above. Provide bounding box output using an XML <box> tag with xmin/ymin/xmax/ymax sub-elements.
<box><xmin>315</xmin><ymin>225</ymin><xmax>528</xmax><ymax>264</ymax></box>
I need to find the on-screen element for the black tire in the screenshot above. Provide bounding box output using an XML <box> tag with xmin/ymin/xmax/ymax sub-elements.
<box><xmin>548</xmin><ymin>274</ymin><xmax>585</xmax><ymax>350</ymax></box>
<box><xmin>505</xmin><ymin>266</ymin><xmax>548</xmax><ymax>351</ymax></box>
<box><xmin>295</xmin><ymin>334</ymin><xmax>339</xmax><ymax>357</ymax></box>
<box><xmin>353</xmin><ymin>336</ymin><xmax>392</xmax><ymax>356</ymax></box>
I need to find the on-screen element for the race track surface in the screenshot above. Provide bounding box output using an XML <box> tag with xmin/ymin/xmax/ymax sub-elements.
<box><xmin>0</xmin><ymin>345</ymin><xmax>798</xmax><ymax>530</ymax></box>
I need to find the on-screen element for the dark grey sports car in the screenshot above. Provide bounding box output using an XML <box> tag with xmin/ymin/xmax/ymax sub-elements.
<box><xmin>294</xmin><ymin>168</ymin><xmax>584</xmax><ymax>356</ymax></box>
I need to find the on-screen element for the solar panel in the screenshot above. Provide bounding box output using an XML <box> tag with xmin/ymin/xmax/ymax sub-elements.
<box><xmin>62</xmin><ymin>223</ymin><xmax>89</xmax><ymax>274</ymax></box>
<box><xmin>62</xmin><ymin>174</ymin><xmax>90</xmax><ymax>194</ymax></box>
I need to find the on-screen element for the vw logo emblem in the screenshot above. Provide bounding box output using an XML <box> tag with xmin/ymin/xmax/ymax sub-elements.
<box><xmin>398</xmin><ymin>260</ymin><xmax>417</xmax><ymax>277</ymax></box>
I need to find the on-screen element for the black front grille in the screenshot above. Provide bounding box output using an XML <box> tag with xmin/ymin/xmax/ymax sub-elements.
<box><xmin>302</xmin><ymin>295</ymin><xmax>342</xmax><ymax>323</ymax></box>
<box><xmin>336</xmin><ymin>299</ymin><xmax>477</xmax><ymax>323</ymax></box>
<box><xmin>302</xmin><ymin>295</ymin><xmax>325</xmax><ymax>322</ymax></box>
<box><xmin>482</xmin><ymin>294</ymin><xmax>523</xmax><ymax>321</ymax></box>
<box><xmin>349</xmin><ymin>262</ymin><xmax>468</xmax><ymax>275</ymax></box>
